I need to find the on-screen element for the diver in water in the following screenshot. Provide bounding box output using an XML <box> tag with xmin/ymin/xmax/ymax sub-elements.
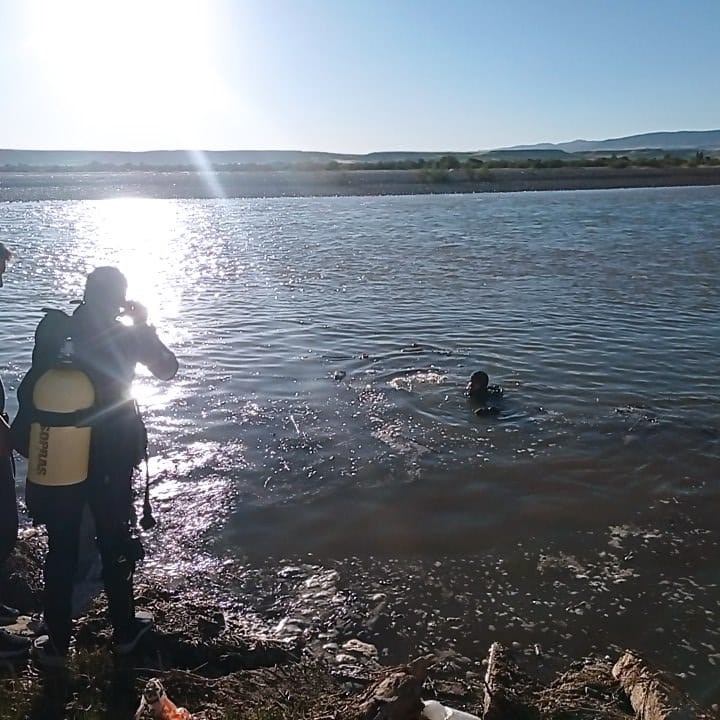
<box><xmin>465</xmin><ymin>371</ymin><xmax>504</xmax><ymax>416</ymax></box>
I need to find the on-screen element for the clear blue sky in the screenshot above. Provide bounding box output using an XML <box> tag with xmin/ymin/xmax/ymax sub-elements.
<box><xmin>1</xmin><ymin>0</ymin><xmax>718</xmax><ymax>152</ymax></box>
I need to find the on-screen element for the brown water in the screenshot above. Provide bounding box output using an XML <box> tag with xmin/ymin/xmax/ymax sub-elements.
<box><xmin>1</xmin><ymin>186</ymin><xmax>718</xmax><ymax>701</ymax></box>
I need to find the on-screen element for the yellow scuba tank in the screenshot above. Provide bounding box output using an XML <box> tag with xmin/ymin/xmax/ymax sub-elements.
<box><xmin>28</xmin><ymin>363</ymin><xmax>95</xmax><ymax>487</ymax></box>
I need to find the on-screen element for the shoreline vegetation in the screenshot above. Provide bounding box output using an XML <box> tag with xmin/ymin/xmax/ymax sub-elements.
<box><xmin>2</xmin><ymin>165</ymin><xmax>720</xmax><ymax>201</ymax></box>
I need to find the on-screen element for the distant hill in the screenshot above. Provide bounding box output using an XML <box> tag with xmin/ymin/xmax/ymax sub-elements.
<box><xmin>480</xmin><ymin>148</ymin><xmax>572</xmax><ymax>161</ymax></box>
<box><xmin>0</xmin><ymin>149</ymin><xmax>353</xmax><ymax>168</ymax></box>
<box><xmin>0</xmin><ymin>148</ymin><xmax>469</xmax><ymax>169</ymax></box>
<box><xmin>506</xmin><ymin>129</ymin><xmax>720</xmax><ymax>154</ymax></box>
<box><xmin>1</xmin><ymin>129</ymin><xmax>719</xmax><ymax>169</ymax></box>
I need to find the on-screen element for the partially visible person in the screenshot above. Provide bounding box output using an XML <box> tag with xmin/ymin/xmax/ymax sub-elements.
<box><xmin>17</xmin><ymin>266</ymin><xmax>178</xmax><ymax>669</ymax></box>
<box><xmin>0</xmin><ymin>242</ymin><xmax>10</xmax><ymax>287</ymax></box>
<box><xmin>465</xmin><ymin>371</ymin><xmax>504</xmax><ymax>416</ymax></box>
<box><xmin>0</xmin><ymin>242</ymin><xmax>31</xmax><ymax>661</ymax></box>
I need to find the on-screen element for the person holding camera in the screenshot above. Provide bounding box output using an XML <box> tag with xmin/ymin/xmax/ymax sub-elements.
<box><xmin>23</xmin><ymin>266</ymin><xmax>178</xmax><ymax>669</ymax></box>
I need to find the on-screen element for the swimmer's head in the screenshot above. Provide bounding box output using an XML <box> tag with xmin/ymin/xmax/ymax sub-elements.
<box><xmin>468</xmin><ymin>371</ymin><xmax>489</xmax><ymax>392</ymax></box>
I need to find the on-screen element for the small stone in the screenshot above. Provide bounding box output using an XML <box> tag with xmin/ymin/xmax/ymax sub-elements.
<box><xmin>335</xmin><ymin>653</ymin><xmax>357</xmax><ymax>664</ymax></box>
<box><xmin>342</xmin><ymin>638</ymin><xmax>379</xmax><ymax>659</ymax></box>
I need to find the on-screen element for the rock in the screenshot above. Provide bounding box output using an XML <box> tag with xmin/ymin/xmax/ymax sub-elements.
<box><xmin>352</xmin><ymin>656</ymin><xmax>433</xmax><ymax>720</ymax></box>
<box><xmin>335</xmin><ymin>653</ymin><xmax>358</xmax><ymax>664</ymax></box>
<box><xmin>482</xmin><ymin>642</ymin><xmax>538</xmax><ymax>720</ymax></box>
<box><xmin>1</xmin><ymin>614</ymin><xmax>35</xmax><ymax>638</ymax></box>
<box><xmin>342</xmin><ymin>638</ymin><xmax>380</xmax><ymax>660</ymax></box>
<box><xmin>612</xmin><ymin>651</ymin><xmax>713</xmax><ymax>720</ymax></box>
<box><xmin>431</xmin><ymin>680</ymin><xmax>471</xmax><ymax>701</ymax></box>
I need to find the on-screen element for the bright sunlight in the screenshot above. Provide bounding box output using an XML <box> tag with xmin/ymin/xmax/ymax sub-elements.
<box><xmin>84</xmin><ymin>198</ymin><xmax>184</xmax><ymax>323</ymax></box>
<box><xmin>84</xmin><ymin>197</ymin><xmax>187</xmax><ymax>405</ymax></box>
<box><xmin>24</xmin><ymin>0</ymin><xmax>230</xmax><ymax>148</ymax></box>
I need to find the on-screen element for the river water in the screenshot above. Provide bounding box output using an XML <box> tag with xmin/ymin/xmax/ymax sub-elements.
<box><xmin>1</xmin><ymin>185</ymin><xmax>719</xmax><ymax>701</ymax></box>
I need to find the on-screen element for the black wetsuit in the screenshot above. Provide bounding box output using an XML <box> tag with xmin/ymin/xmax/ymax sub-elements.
<box><xmin>467</xmin><ymin>385</ymin><xmax>504</xmax><ymax>415</ymax></box>
<box><xmin>24</xmin><ymin>306</ymin><xmax>174</xmax><ymax>654</ymax></box>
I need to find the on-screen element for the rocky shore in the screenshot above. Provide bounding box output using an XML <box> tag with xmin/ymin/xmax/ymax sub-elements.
<box><xmin>0</xmin><ymin>531</ymin><xmax>716</xmax><ymax>719</ymax></box>
<box><xmin>2</xmin><ymin>166</ymin><xmax>720</xmax><ymax>201</ymax></box>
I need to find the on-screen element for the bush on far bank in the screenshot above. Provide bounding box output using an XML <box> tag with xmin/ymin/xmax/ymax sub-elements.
<box><xmin>2</xmin><ymin>151</ymin><xmax>719</xmax><ymax>174</ymax></box>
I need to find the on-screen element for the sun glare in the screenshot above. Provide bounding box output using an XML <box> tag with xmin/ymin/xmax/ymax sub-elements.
<box><xmin>87</xmin><ymin>198</ymin><xmax>192</xmax><ymax>406</ymax></box>
<box><xmin>85</xmin><ymin>198</ymin><xmax>184</xmax><ymax>324</ymax></box>
<box><xmin>25</xmin><ymin>0</ymin><xmax>230</xmax><ymax>147</ymax></box>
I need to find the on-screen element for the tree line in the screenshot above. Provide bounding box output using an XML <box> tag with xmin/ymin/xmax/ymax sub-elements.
<box><xmin>323</xmin><ymin>151</ymin><xmax>720</xmax><ymax>172</ymax></box>
<box><xmin>1</xmin><ymin>151</ymin><xmax>718</xmax><ymax>174</ymax></box>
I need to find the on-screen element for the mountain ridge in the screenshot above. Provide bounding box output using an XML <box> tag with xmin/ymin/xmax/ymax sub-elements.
<box><xmin>504</xmin><ymin>129</ymin><xmax>720</xmax><ymax>153</ymax></box>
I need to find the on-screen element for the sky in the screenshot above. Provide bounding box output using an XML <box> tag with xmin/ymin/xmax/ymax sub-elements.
<box><xmin>1</xmin><ymin>0</ymin><xmax>718</xmax><ymax>153</ymax></box>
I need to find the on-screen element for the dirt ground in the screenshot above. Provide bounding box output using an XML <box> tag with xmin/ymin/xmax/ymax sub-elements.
<box><xmin>1</xmin><ymin>531</ymin><xmax>715</xmax><ymax>720</ymax></box>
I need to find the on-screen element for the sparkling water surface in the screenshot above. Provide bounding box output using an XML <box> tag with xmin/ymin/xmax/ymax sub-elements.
<box><xmin>1</xmin><ymin>186</ymin><xmax>719</xmax><ymax>700</ymax></box>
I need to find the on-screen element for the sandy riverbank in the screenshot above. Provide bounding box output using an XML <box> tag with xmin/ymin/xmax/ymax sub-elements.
<box><xmin>1</xmin><ymin>167</ymin><xmax>720</xmax><ymax>201</ymax></box>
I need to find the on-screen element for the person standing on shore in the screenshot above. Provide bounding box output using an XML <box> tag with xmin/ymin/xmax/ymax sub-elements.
<box><xmin>16</xmin><ymin>266</ymin><xmax>178</xmax><ymax>669</ymax></box>
<box><xmin>0</xmin><ymin>242</ymin><xmax>32</xmax><ymax>660</ymax></box>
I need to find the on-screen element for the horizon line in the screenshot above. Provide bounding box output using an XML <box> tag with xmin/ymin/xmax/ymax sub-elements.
<box><xmin>2</xmin><ymin>128</ymin><xmax>719</xmax><ymax>156</ymax></box>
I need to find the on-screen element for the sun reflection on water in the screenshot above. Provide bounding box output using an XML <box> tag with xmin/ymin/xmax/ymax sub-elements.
<box><xmin>85</xmin><ymin>198</ymin><xmax>184</xmax><ymax>321</ymax></box>
<box><xmin>81</xmin><ymin>197</ymin><xmax>191</xmax><ymax>404</ymax></box>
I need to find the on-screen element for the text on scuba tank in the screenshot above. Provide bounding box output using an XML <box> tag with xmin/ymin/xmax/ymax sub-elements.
<box><xmin>37</xmin><ymin>425</ymin><xmax>50</xmax><ymax>476</ymax></box>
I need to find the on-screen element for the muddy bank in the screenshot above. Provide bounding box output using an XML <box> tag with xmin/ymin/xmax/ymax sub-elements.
<box><xmin>3</xmin><ymin>468</ymin><xmax>717</xmax><ymax>716</ymax></box>
<box><xmin>0</xmin><ymin>532</ymin><xmax>717</xmax><ymax>719</ymax></box>
<box><xmin>139</xmin><ymin>469</ymin><xmax>720</xmax><ymax>707</ymax></box>
<box><xmin>2</xmin><ymin>166</ymin><xmax>720</xmax><ymax>200</ymax></box>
